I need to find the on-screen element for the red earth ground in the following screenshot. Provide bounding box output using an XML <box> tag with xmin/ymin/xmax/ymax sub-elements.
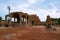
<box><xmin>0</xmin><ymin>26</ymin><xmax>60</xmax><ymax>40</ymax></box>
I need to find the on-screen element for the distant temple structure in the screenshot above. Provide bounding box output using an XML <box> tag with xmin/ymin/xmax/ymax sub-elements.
<box><xmin>29</xmin><ymin>15</ymin><xmax>40</xmax><ymax>25</ymax></box>
<box><xmin>5</xmin><ymin>12</ymin><xmax>40</xmax><ymax>27</ymax></box>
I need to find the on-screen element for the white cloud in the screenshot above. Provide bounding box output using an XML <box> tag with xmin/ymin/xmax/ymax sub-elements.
<box><xmin>1</xmin><ymin>0</ymin><xmax>60</xmax><ymax>21</ymax></box>
<box><xmin>17</xmin><ymin>3</ymin><xmax>30</xmax><ymax>8</ymax></box>
<box><xmin>27</xmin><ymin>0</ymin><xmax>37</xmax><ymax>4</ymax></box>
<box><xmin>27</xmin><ymin>0</ymin><xmax>45</xmax><ymax>4</ymax></box>
<box><xmin>10</xmin><ymin>3</ymin><xmax>60</xmax><ymax>21</ymax></box>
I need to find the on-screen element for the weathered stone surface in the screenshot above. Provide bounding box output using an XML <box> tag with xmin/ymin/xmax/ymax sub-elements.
<box><xmin>46</xmin><ymin>15</ymin><xmax>52</xmax><ymax>25</ymax></box>
<box><xmin>29</xmin><ymin>14</ymin><xmax>40</xmax><ymax>26</ymax></box>
<box><xmin>5</xmin><ymin>12</ymin><xmax>40</xmax><ymax>27</ymax></box>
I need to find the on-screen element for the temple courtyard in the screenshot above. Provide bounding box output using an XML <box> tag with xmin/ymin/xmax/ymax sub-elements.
<box><xmin>0</xmin><ymin>26</ymin><xmax>60</xmax><ymax>40</ymax></box>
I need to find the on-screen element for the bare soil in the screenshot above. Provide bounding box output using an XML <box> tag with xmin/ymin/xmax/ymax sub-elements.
<box><xmin>0</xmin><ymin>26</ymin><xmax>60</xmax><ymax>40</ymax></box>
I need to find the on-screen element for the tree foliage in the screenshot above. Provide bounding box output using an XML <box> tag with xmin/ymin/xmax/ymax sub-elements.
<box><xmin>0</xmin><ymin>16</ymin><xmax>2</xmax><ymax>23</ymax></box>
<box><xmin>51</xmin><ymin>18</ymin><xmax>58</xmax><ymax>21</ymax></box>
<box><xmin>51</xmin><ymin>18</ymin><xmax>60</xmax><ymax>25</ymax></box>
<box><xmin>57</xmin><ymin>18</ymin><xmax>60</xmax><ymax>24</ymax></box>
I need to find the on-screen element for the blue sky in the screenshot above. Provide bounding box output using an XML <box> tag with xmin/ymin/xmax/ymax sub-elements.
<box><xmin>0</xmin><ymin>0</ymin><xmax>60</xmax><ymax>21</ymax></box>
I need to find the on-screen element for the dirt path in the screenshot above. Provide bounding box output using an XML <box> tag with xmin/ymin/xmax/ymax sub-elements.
<box><xmin>0</xmin><ymin>26</ymin><xmax>60</xmax><ymax>40</ymax></box>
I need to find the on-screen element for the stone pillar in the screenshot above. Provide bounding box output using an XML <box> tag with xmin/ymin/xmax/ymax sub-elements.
<box><xmin>10</xmin><ymin>17</ymin><xmax>12</xmax><ymax>24</ymax></box>
<box><xmin>27</xmin><ymin>16</ymin><xmax>28</xmax><ymax>24</ymax></box>
<box><xmin>5</xmin><ymin>16</ymin><xmax>7</xmax><ymax>21</ymax></box>
<box><xmin>5</xmin><ymin>15</ymin><xmax>8</xmax><ymax>27</ymax></box>
<box><xmin>23</xmin><ymin>17</ymin><xmax>24</xmax><ymax>22</ymax></box>
<box><xmin>26</xmin><ymin>16</ymin><xmax>29</xmax><ymax>27</ymax></box>
<box><xmin>14</xmin><ymin>18</ymin><xmax>15</xmax><ymax>23</ymax></box>
<box><xmin>19</xmin><ymin>16</ymin><xmax>21</xmax><ymax>27</ymax></box>
<box><xmin>17</xmin><ymin>17</ymin><xmax>19</xmax><ymax>23</ymax></box>
<box><xmin>5</xmin><ymin>15</ymin><xmax>7</xmax><ymax>23</ymax></box>
<box><xmin>9</xmin><ymin>15</ymin><xmax>12</xmax><ymax>27</ymax></box>
<box><xmin>28</xmin><ymin>17</ymin><xmax>31</xmax><ymax>26</ymax></box>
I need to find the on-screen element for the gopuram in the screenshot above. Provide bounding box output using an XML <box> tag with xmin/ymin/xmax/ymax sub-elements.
<box><xmin>5</xmin><ymin>12</ymin><xmax>40</xmax><ymax>27</ymax></box>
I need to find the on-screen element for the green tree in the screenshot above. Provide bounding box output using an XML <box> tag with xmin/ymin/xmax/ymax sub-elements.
<box><xmin>0</xmin><ymin>16</ymin><xmax>2</xmax><ymax>23</ymax></box>
<box><xmin>57</xmin><ymin>18</ymin><xmax>60</xmax><ymax>24</ymax></box>
<box><xmin>51</xmin><ymin>18</ymin><xmax>58</xmax><ymax>21</ymax></box>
